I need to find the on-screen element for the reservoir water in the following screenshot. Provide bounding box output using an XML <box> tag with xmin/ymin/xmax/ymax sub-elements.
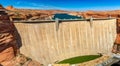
<box><xmin>52</xmin><ymin>13</ymin><xmax>82</xmax><ymax>20</ymax></box>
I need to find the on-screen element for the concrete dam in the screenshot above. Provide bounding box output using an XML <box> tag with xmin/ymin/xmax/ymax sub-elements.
<box><xmin>14</xmin><ymin>19</ymin><xmax>116</xmax><ymax>65</ymax></box>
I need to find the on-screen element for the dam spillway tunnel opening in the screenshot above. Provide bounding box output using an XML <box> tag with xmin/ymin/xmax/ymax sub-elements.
<box><xmin>14</xmin><ymin>18</ymin><xmax>117</xmax><ymax>66</ymax></box>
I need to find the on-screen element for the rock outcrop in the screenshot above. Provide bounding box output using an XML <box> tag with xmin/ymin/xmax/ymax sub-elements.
<box><xmin>0</xmin><ymin>7</ymin><xmax>18</xmax><ymax>66</ymax></box>
<box><xmin>6</xmin><ymin>5</ymin><xmax>15</xmax><ymax>11</ymax></box>
<box><xmin>0</xmin><ymin>5</ymin><xmax>41</xmax><ymax>66</ymax></box>
<box><xmin>0</xmin><ymin>4</ymin><xmax>4</xmax><ymax>9</ymax></box>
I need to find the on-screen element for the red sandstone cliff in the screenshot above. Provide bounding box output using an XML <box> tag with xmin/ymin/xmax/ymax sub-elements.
<box><xmin>6</xmin><ymin>5</ymin><xmax>15</xmax><ymax>11</ymax></box>
<box><xmin>0</xmin><ymin>5</ymin><xmax>41</xmax><ymax>66</ymax></box>
<box><xmin>0</xmin><ymin>4</ymin><xmax>4</xmax><ymax>9</ymax></box>
<box><xmin>0</xmin><ymin>5</ymin><xmax>18</xmax><ymax>66</ymax></box>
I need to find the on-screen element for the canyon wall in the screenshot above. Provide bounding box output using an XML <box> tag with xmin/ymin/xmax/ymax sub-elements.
<box><xmin>14</xmin><ymin>19</ymin><xmax>116</xmax><ymax>65</ymax></box>
<box><xmin>0</xmin><ymin>9</ymin><xmax>18</xmax><ymax>66</ymax></box>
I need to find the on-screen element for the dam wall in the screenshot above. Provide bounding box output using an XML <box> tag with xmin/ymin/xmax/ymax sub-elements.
<box><xmin>14</xmin><ymin>19</ymin><xmax>116</xmax><ymax>65</ymax></box>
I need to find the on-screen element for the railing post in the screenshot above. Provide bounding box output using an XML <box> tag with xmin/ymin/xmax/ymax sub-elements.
<box><xmin>90</xmin><ymin>16</ymin><xmax>93</xmax><ymax>27</ymax></box>
<box><xmin>55</xmin><ymin>18</ymin><xmax>59</xmax><ymax>31</ymax></box>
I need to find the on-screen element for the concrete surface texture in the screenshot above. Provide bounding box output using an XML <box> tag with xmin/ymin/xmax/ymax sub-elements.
<box><xmin>14</xmin><ymin>19</ymin><xmax>116</xmax><ymax>65</ymax></box>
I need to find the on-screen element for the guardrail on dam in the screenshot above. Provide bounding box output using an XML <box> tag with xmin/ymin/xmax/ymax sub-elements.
<box><xmin>14</xmin><ymin>18</ymin><xmax>117</xmax><ymax>65</ymax></box>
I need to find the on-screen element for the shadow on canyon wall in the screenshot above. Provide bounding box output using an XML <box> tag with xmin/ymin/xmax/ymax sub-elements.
<box><xmin>116</xmin><ymin>19</ymin><xmax>120</xmax><ymax>34</ymax></box>
<box><xmin>14</xmin><ymin>27</ymin><xmax>22</xmax><ymax>49</ymax></box>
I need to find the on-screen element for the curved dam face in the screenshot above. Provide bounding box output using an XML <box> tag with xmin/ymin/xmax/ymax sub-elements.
<box><xmin>14</xmin><ymin>19</ymin><xmax>116</xmax><ymax>65</ymax></box>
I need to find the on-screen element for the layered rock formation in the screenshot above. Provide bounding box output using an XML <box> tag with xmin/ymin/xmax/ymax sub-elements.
<box><xmin>0</xmin><ymin>4</ymin><xmax>4</xmax><ymax>9</ymax></box>
<box><xmin>6</xmin><ymin>5</ymin><xmax>15</xmax><ymax>11</ymax></box>
<box><xmin>0</xmin><ymin>6</ymin><xmax>18</xmax><ymax>66</ymax></box>
<box><xmin>0</xmin><ymin>5</ymin><xmax>41</xmax><ymax>66</ymax></box>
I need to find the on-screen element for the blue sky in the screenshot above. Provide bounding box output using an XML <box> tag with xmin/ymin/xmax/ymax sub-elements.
<box><xmin>1</xmin><ymin>0</ymin><xmax>120</xmax><ymax>11</ymax></box>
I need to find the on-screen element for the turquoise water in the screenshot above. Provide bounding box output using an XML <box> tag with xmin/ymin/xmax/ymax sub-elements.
<box><xmin>52</xmin><ymin>13</ymin><xmax>82</xmax><ymax>20</ymax></box>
